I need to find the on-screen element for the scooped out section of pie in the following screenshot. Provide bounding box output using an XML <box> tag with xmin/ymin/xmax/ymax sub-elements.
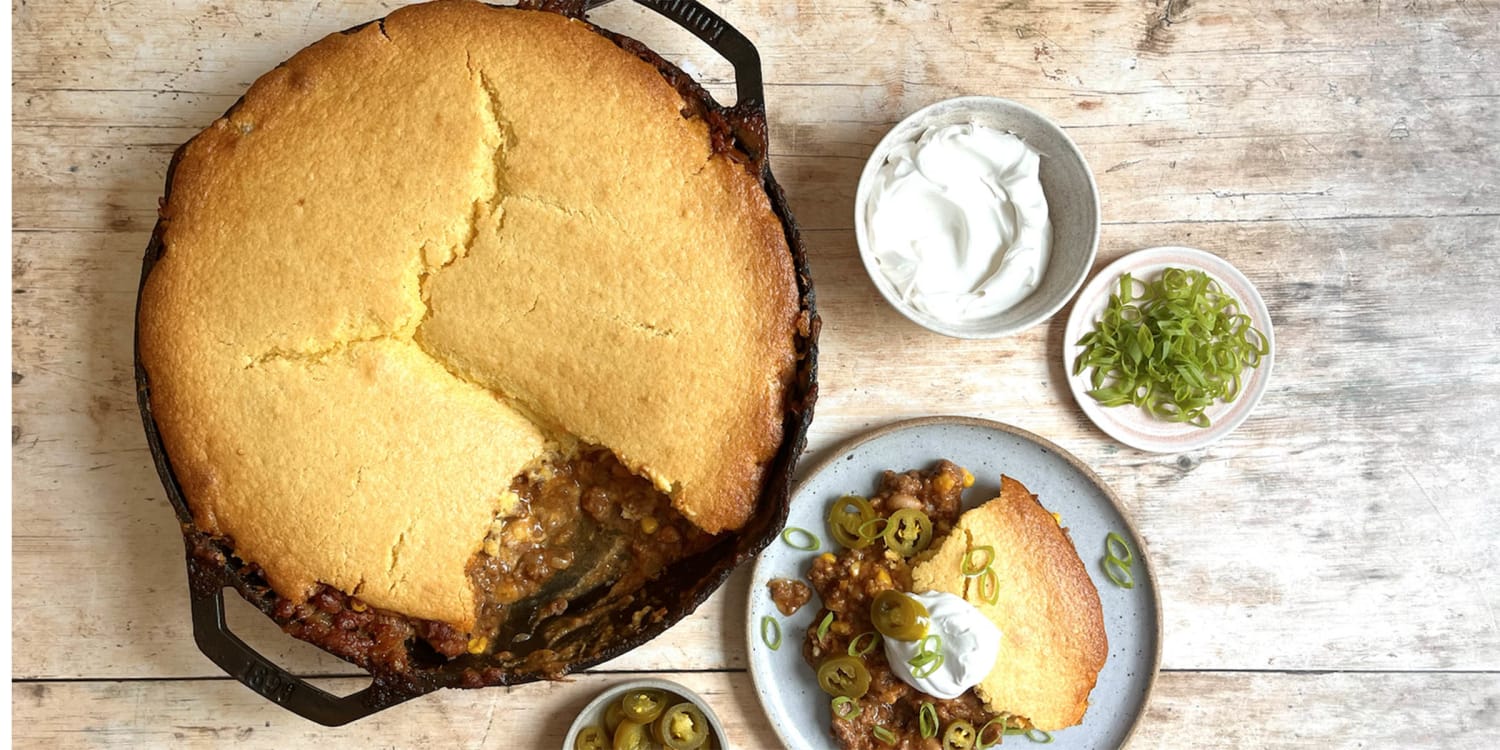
<box><xmin>137</xmin><ymin>1</ymin><xmax>800</xmax><ymax>648</ymax></box>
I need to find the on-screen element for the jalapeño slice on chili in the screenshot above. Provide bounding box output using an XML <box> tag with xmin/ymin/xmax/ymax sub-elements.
<box><xmin>883</xmin><ymin>508</ymin><xmax>935</xmax><ymax>556</ymax></box>
<box><xmin>943</xmin><ymin>720</ymin><xmax>978</xmax><ymax>750</ymax></box>
<box><xmin>871</xmin><ymin>589</ymin><xmax>930</xmax><ymax>641</ymax></box>
<box><xmin>828</xmin><ymin>495</ymin><xmax>876</xmax><ymax>549</ymax></box>
<box><xmin>816</xmin><ymin>655</ymin><xmax>872</xmax><ymax>699</ymax></box>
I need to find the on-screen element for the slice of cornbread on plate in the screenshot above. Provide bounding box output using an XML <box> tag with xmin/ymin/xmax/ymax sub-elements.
<box><xmin>911</xmin><ymin>475</ymin><xmax>1108</xmax><ymax>731</ymax></box>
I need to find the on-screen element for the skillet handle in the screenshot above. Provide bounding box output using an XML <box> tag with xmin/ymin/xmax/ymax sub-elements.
<box><xmin>606</xmin><ymin>0</ymin><xmax>764</xmax><ymax>111</ymax></box>
<box><xmin>190</xmin><ymin>586</ymin><xmax>396</xmax><ymax>727</ymax></box>
<box><xmin>579</xmin><ymin>0</ymin><xmax>769</xmax><ymax>157</ymax></box>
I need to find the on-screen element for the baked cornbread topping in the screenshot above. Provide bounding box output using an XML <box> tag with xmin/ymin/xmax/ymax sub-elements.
<box><xmin>137</xmin><ymin>0</ymin><xmax>799</xmax><ymax>663</ymax></box>
<box><xmin>802</xmin><ymin>463</ymin><xmax>1106</xmax><ymax>748</ymax></box>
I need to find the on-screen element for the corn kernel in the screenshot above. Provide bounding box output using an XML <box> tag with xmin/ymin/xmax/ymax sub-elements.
<box><xmin>818</xmin><ymin>553</ymin><xmax>836</xmax><ymax>565</ymax></box>
<box><xmin>875</xmin><ymin>569</ymin><xmax>893</xmax><ymax>589</ymax></box>
<box><xmin>350</xmin><ymin>599</ymin><xmax>368</xmax><ymax>613</ymax></box>
<box><xmin>640</xmin><ymin>517</ymin><xmax>660</xmax><ymax>534</ymax></box>
<box><xmin>466</xmin><ymin>636</ymin><xmax>489</xmax><ymax>655</ymax></box>
<box><xmin>962</xmin><ymin>469</ymin><xmax>975</xmax><ymax>488</ymax></box>
<box><xmin>933</xmin><ymin>473</ymin><xmax>955</xmax><ymax>494</ymax></box>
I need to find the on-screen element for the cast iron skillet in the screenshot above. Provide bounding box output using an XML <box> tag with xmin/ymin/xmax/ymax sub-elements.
<box><xmin>133</xmin><ymin>0</ymin><xmax>818</xmax><ymax>726</ymax></box>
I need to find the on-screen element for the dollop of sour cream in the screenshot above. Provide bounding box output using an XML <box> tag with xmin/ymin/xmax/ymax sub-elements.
<box><xmin>864</xmin><ymin>122</ymin><xmax>1052</xmax><ymax>322</ymax></box>
<box><xmin>884</xmin><ymin>591</ymin><xmax>1002</xmax><ymax>699</ymax></box>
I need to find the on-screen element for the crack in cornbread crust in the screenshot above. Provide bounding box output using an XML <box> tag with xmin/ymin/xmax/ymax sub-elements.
<box><xmin>138</xmin><ymin>1</ymin><xmax>797</xmax><ymax>631</ymax></box>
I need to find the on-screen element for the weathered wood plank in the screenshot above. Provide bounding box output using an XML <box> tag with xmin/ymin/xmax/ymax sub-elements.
<box><xmin>14</xmin><ymin>214</ymin><xmax>1500</xmax><ymax>679</ymax></box>
<box><xmin>11</xmin><ymin>671</ymin><xmax>1499</xmax><ymax>749</ymax></box>
<box><xmin>13</xmin><ymin>84</ymin><xmax>1499</xmax><ymax>233</ymax></box>
<box><xmin>12</xmin><ymin>1</ymin><xmax>1500</xmax><ymax>233</ymax></box>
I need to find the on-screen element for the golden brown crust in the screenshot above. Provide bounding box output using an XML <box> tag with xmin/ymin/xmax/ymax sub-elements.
<box><xmin>139</xmin><ymin>0</ymin><xmax>795</xmax><ymax>629</ymax></box>
<box><xmin>413</xmin><ymin>5</ymin><xmax>797</xmax><ymax>533</ymax></box>
<box><xmin>911</xmin><ymin>475</ymin><xmax>1108</xmax><ymax>730</ymax></box>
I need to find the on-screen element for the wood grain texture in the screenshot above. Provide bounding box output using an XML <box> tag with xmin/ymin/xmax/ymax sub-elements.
<box><xmin>11</xmin><ymin>0</ymin><xmax>1500</xmax><ymax>746</ymax></box>
<box><xmin>12</xmin><ymin>671</ymin><xmax>1500</xmax><ymax>748</ymax></box>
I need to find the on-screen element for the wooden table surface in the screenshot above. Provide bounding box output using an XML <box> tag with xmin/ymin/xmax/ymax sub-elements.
<box><xmin>12</xmin><ymin>0</ymin><xmax>1500</xmax><ymax>747</ymax></box>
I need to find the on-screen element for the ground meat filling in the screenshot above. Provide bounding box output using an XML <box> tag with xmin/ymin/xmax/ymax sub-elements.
<box><xmin>253</xmin><ymin>447</ymin><xmax>716</xmax><ymax>670</ymax></box>
<box><xmin>803</xmin><ymin>461</ymin><xmax>999</xmax><ymax>750</ymax></box>
<box><xmin>769</xmin><ymin>577</ymin><xmax>813</xmax><ymax>616</ymax></box>
<box><xmin>467</xmin><ymin>446</ymin><xmax>715</xmax><ymax>650</ymax></box>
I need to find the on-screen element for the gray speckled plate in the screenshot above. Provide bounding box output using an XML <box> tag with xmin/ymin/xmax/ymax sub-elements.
<box><xmin>747</xmin><ymin>416</ymin><xmax>1161</xmax><ymax>750</ymax></box>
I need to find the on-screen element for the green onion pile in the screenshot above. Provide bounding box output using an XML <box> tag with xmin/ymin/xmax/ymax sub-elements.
<box><xmin>1073</xmin><ymin>267</ymin><xmax>1269</xmax><ymax>428</ymax></box>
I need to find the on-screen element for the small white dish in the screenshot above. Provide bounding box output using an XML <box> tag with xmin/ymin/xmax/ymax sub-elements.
<box><xmin>854</xmin><ymin>96</ymin><xmax>1100</xmax><ymax>339</ymax></box>
<box><xmin>1063</xmin><ymin>246</ymin><xmax>1275</xmax><ymax>453</ymax></box>
<box><xmin>562</xmin><ymin>678</ymin><xmax>727</xmax><ymax>750</ymax></box>
<box><xmin>746</xmin><ymin>416</ymin><xmax>1161</xmax><ymax>750</ymax></box>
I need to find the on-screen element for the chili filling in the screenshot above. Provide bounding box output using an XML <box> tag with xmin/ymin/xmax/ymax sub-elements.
<box><xmin>803</xmin><ymin>461</ymin><xmax>1014</xmax><ymax>750</ymax></box>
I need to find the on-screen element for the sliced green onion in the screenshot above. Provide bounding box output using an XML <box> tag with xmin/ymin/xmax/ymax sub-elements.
<box><xmin>908</xmin><ymin>650</ymin><xmax>944</xmax><ymax>678</ymax></box>
<box><xmin>831</xmin><ymin>695</ymin><xmax>861</xmax><ymax>720</ymax></box>
<box><xmin>962</xmin><ymin>545</ymin><xmax>996</xmax><ymax>576</ymax></box>
<box><xmin>1026</xmin><ymin>728</ymin><xmax>1053</xmax><ymax>743</ymax></box>
<box><xmin>781</xmin><ymin>526</ymin><xmax>820</xmax><ymax>551</ymax></box>
<box><xmin>977</xmin><ymin>716</ymin><xmax>1010</xmax><ymax>747</ymax></box>
<box><xmin>857</xmin><ymin>517</ymin><xmax>889</xmax><ymax>542</ymax></box>
<box><xmin>978</xmin><ymin>567</ymin><xmax>999</xmax><ymax>605</ymax></box>
<box><xmin>817</xmin><ymin>611</ymin><xmax>835</xmax><ymax>641</ymax></box>
<box><xmin>1073</xmin><ymin>267</ymin><xmax>1269</xmax><ymax>429</ymax></box>
<box><xmin>872</xmin><ymin>726</ymin><xmax>897</xmax><ymax>745</ymax></box>
<box><xmin>919</xmin><ymin>702</ymin><xmax>939</xmax><ymax>739</ymax></box>
<box><xmin>1103</xmin><ymin>555</ymin><xmax>1135</xmax><ymax>589</ymax></box>
<box><xmin>848</xmin><ymin>630</ymin><xmax>882</xmax><ymax>657</ymax></box>
<box><xmin>1106</xmin><ymin>531</ymin><xmax>1134</xmax><ymax>565</ymax></box>
<box><xmin>760</xmin><ymin>615</ymin><xmax>782</xmax><ymax>650</ymax></box>
<box><xmin>914</xmin><ymin>633</ymin><xmax>942</xmax><ymax>657</ymax></box>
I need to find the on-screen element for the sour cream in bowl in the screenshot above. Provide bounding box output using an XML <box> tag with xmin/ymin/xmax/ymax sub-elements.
<box><xmin>855</xmin><ymin>97</ymin><xmax>1100</xmax><ymax>339</ymax></box>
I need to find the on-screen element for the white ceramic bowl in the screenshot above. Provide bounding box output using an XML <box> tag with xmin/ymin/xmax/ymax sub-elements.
<box><xmin>855</xmin><ymin>96</ymin><xmax>1100</xmax><ymax>338</ymax></box>
<box><xmin>561</xmin><ymin>678</ymin><xmax>727</xmax><ymax>750</ymax></box>
<box><xmin>1063</xmin><ymin>246</ymin><xmax>1275</xmax><ymax>453</ymax></box>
